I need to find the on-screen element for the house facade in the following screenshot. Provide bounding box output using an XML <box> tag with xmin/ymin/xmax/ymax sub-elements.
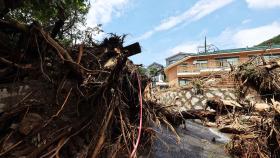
<box><xmin>165</xmin><ymin>45</ymin><xmax>280</xmax><ymax>87</ymax></box>
<box><xmin>147</xmin><ymin>62</ymin><xmax>167</xmax><ymax>87</ymax></box>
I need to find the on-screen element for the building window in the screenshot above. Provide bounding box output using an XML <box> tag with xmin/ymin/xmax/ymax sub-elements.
<box><xmin>179</xmin><ymin>79</ymin><xmax>189</xmax><ymax>86</ymax></box>
<box><xmin>194</xmin><ymin>60</ymin><xmax>208</xmax><ymax>69</ymax></box>
<box><xmin>249</xmin><ymin>54</ymin><xmax>280</xmax><ymax>64</ymax></box>
<box><xmin>170</xmin><ymin>60</ymin><xmax>176</xmax><ymax>64</ymax></box>
<box><xmin>179</xmin><ymin>63</ymin><xmax>188</xmax><ymax>72</ymax></box>
<box><xmin>263</xmin><ymin>54</ymin><xmax>280</xmax><ymax>60</ymax></box>
<box><xmin>216</xmin><ymin>57</ymin><xmax>239</xmax><ymax>67</ymax></box>
<box><xmin>180</xmin><ymin>63</ymin><xmax>188</xmax><ymax>66</ymax></box>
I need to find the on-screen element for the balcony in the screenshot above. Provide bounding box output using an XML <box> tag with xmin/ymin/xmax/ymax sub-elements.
<box><xmin>177</xmin><ymin>58</ymin><xmax>248</xmax><ymax>76</ymax></box>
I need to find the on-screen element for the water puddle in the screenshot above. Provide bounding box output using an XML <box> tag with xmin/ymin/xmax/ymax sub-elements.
<box><xmin>142</xmin><ymin>120</ymin><xmax>230</xmax><ymax>158</ymax></box>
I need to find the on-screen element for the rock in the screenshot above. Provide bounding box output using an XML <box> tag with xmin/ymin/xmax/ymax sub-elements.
<box><xmin>185</xmin><ymin>92</ymin><xmax>192</xmax><ymax>99</ymax></box>
<box><xmin>202</xmin><ymin>99</ymin><xmax>207</xmax><ymax>105</ymax></box>
<box><xmin>191</xmin><ymin>97</ymin><xmax>199</xmax><ymax>105</ymax></box>
<box><xmin>215</xmin><ymin>92</ymin><xmax>224</xmax><ymax>98</ymax></box>
<box><xmin>206</xmin><ymin>93</ymin><xmax>214</xmax><ymax>98</ymax></box>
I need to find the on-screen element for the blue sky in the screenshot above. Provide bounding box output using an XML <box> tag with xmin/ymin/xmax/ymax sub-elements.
<box><xmin>86</xmin><ymin>0</ymin><xmax>280</xmax><ymax>66</ymax></box>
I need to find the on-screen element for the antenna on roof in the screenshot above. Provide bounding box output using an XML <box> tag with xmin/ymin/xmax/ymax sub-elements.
<box><xmin>197</xmin><ymin>36</ymin><xmax>219</xmax><ymax>54</ymax></box>
<box><xmin>204</xmin><ymin>36</ymin><xmax>207</xmax><ymax>54</ymax></box>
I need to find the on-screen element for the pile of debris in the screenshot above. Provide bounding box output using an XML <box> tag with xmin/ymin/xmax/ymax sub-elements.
<box><xmin>219</xmin><ymin>56</ymin><xmax>280</xmax><ymax>158</ymax></box>
<box><xmin>149</xmin><ymin>55</ymin><xmax>280</xmax><ymax>157</ymax></box>
<box><xmin>233</xmin><ymin>56</ymin><xmax>280</xmax><ymax>99</ymax></box>
<box><xmin>0</xmin><ymin>19</ymin><xmax>175</xmax><ymax>157</ymax></box>
<box><xmin>205</xmin><ymin>56</ymin><xmax>280</xmax><ymax>158</ymax></box>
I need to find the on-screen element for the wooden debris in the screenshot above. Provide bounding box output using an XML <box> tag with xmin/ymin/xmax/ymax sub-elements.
<box><xmin>253</xmin><ymin>103</ymin><xmax>270</xmax><ymax>112</ymax></box>
<box><xmin>272</xmin><ymin>99</ymin><xmax>280</xmax><ymax>114</ymax></box>
<box><xmin>219</xmin><ymin>127</ymin><xmax>245</xmax><ymax>134</ymax></box>
<box><xmin>19</xmin><ymin>113</ymin><xmax>43</xmax><ymax>135</ymax></box>
<box><xmin>0</xmin><ymin>18</ymin><xmax>167</xmax><ymax>158</ymax></box>
<box><xmin>225</xmin><ymin>57</ymin><xmax>280</xmax><ymax>158</ymax></box>
<box><xmin>206</xmin><ymin>99</ymin><xmax>243</xmax><ymax>114</ymax></box>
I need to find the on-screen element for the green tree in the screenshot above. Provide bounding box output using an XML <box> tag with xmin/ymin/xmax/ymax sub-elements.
<box><xmin>138</xmin><ymin>67</ymin><xmax>147</xmax><ymax>76</ymax></box>
<box><xmin>258</xmin><ymin>34</ymin><xmax>280</xmax><ymax>46</ymax></box>
<box><xmin>148</xmin><ymin>67</ymin><xmax>158</xmax><ymax>77</ymax></box>
<box><xmin>2</xmin><ymin>0</ymin><xmax>91</xmax><ymax>42</ymax></box>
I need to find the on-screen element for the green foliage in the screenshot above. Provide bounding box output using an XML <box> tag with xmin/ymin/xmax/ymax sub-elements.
<box><xmin>8</xmin><ymin>0</ymin><xmax>89</xmax><ymax>26</ymax></box>
<box><xmin>138</xmin><ymin>67</ymin><xmax>147</xmax><ymax>76</ymax></box>
<box><xmin>6</xmin><ymin>0</ymin><xmax>92</xmax><ymax>45</ymax></box>
<box><xmin>258</xmin><ymin>34</ymin><xmax>280</xmax><ymax>46</ymax></box>
<box><xmin>148</xmin><ymin>67</ymin><xmax>158</xmax><ymax>76</ymax></box>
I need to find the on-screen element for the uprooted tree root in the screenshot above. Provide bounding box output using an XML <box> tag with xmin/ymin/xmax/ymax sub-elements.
<box><xmin>225</xmin><ymin>57</ymin><xmax>280</xmax><ymax>158</ymax></box>
<box><xmin>232</xmin><ymin>56</ymin><xmax>280</xmax><ymax>99</ymax></box>
<box><xmin>0</xmin><ymin>19</ymin><xmax>177</xmax><ymax>158</ymax></box>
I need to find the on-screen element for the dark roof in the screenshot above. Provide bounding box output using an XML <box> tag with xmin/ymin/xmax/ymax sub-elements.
<box><xmin>147</xmin><ymin>62</ymin><xmax>163</xmax><ymax>69</ymax></box>
<box><xmin>165</xmin><ymin>52</ymin><xmax>195</xmax><ymax>60</ymax></box>
<box><xmin>192</xmin><ymin>44</ymin><xmax>280</xmax><ymax>56</ymax></box>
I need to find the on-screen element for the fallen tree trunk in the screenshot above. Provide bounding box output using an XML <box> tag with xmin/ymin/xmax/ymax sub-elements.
<box><xmin>206</xmin><ymin>99</ymin><xmax>243</xmax><ymax>114</ymax></box>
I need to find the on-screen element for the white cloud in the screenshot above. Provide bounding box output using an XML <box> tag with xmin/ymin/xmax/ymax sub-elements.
<box><xmin>246</xmin><ymin>0</ymin><xmax>280</xmax><ymax>9</ymax></box>
<box><xmin>233</xmin><ymin>21</ymin><xmax>280</xmax><ymax>47</ymax></box>
<box><xmin>210</xmin><ymin>21</ymin><xmax>280</xmax><ymax>48</ymax></box>
<box><xmin>242</xmin><ymin>19</ymin><xmax>251</xmax><ymax>24</ymax></box>
<box><xmin>86</xmin><ymin>0</ymin><xmax>130</xmax><ymax>26</ymax></box>
<box><xmin>167</xmin><ymin>21</ymin><xmax>280</xmax><ymax>57</ymax></box>
<box><xmin>169</xmin><ymin>42</ymin><xmax>200</xmax><ymax>54</ymax></box>
<box><xmin>136</xmin><ymin>0</ymin><xmax>234</xmax><ymax>40</ymax></box>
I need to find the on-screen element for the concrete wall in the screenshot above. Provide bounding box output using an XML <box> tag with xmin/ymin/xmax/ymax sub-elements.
<box><xmin>153</xmin><ymin>88</ymin><xmax>237</xmax><ymax>112</ymax></box>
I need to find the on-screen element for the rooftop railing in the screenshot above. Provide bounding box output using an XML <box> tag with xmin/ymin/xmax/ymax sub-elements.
<box><xmin>177</xmin><ymin>58</ymin><xmax>249</xmax><ymax>74</ymax></box>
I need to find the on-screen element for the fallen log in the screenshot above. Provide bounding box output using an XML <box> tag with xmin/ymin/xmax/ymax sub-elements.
<box><xmin>146</xmin><ymin>101</ymin><xmax>217</xmax><ymax>125</ymax></box>
<box><xmin>206</xmin><ymin>99</ymin><xmax>243</xmax><ymax>114</ymax></box>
